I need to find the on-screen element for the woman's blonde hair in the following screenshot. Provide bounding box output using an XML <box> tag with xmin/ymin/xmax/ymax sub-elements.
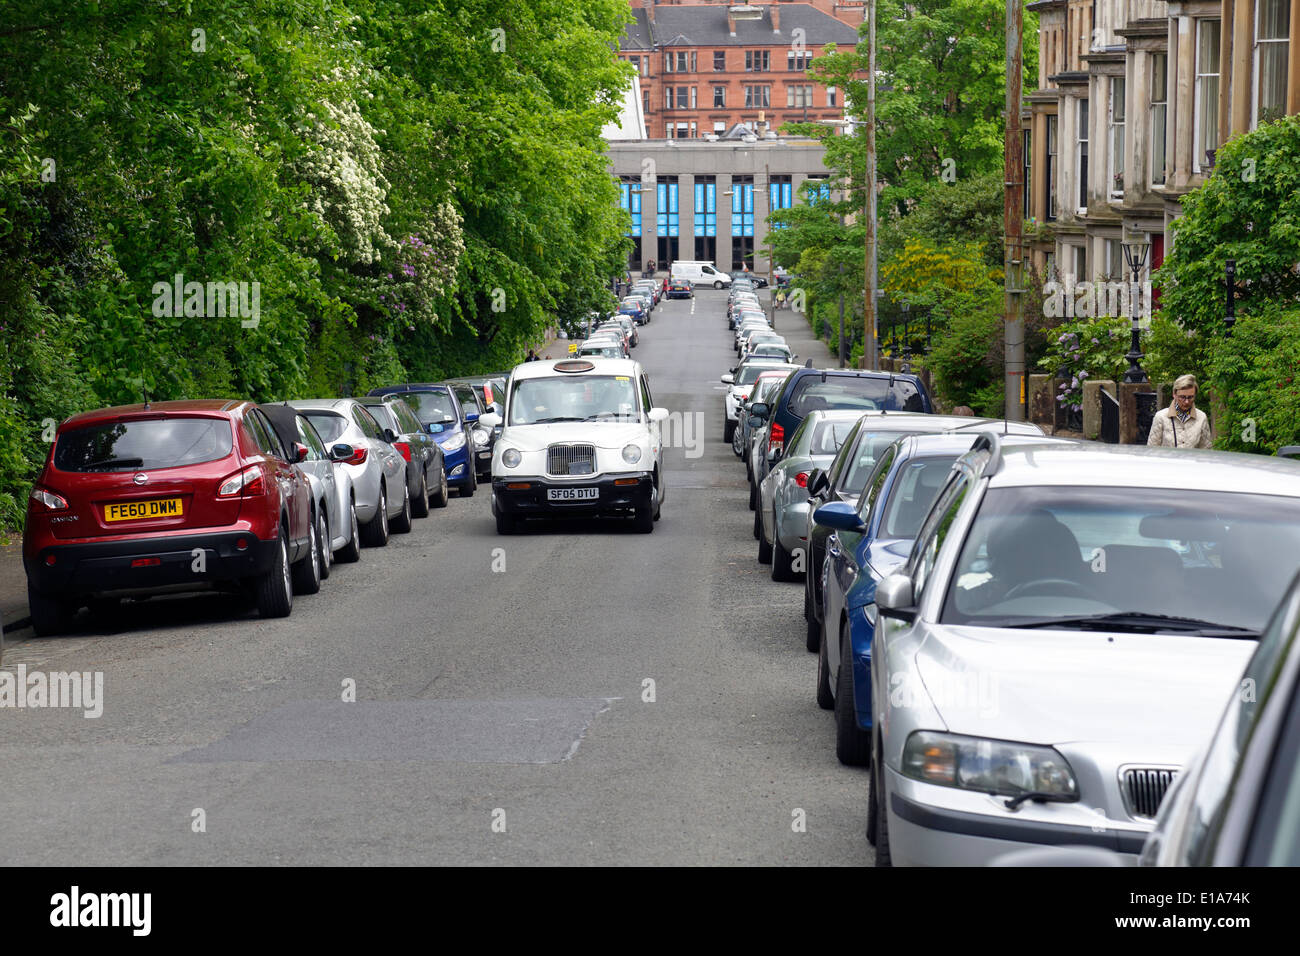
<box><xmin>1173</xmin><ymin>373</ymin><xmax>1198</xmax><ymax>392</ymax></box>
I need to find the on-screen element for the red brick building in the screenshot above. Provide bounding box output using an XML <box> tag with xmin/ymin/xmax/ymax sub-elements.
<box><xmin>620</xmin><ymin>2</ymin><xmax>862</xmax><ymax>140</ymax></box>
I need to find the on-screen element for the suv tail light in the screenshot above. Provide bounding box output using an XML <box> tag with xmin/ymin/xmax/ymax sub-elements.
<box><xmin>30</xmin><ymin>487</ymin><xmax>68</xmax><ymax>511</ymax></box>
<box><xmin>218</xmin><ymin>464</ymin><xmax>267</xmax><ymax>497</ymax></box>
<box><xmin>393</xmin><ymin>441</ymin><xmax>412</xmax><ymax>462</ymax></box>
<box><xmin>768</xmin><ymin>422</ymin><xmax>785</xmax><ymax>455</ymax></box>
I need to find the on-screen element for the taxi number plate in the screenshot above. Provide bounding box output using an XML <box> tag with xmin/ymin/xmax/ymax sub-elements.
<box><xmin>104</xmin><ymin>498</ymin><xmax>184</xmax><ymax>522</ymax></box>
<box><xmin>547</xmin><ymin>487</ymin><xmax>599</xmax><ymax>501</ymax></box>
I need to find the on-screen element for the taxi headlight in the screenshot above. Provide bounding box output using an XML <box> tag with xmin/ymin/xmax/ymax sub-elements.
<box><xmin>622</xmin><ymin>444</ymin><xmax>642</xmax><ymax>465</ymax></box>
<box><xmin>501</xmin><ymin>448</ymin><xmax>522</xmax><ymax>468</ymax></box>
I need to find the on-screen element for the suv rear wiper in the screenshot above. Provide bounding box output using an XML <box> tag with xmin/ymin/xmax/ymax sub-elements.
<box><xmin>1003</xmin><ymin>612</ymin><xmax>1258</xmax><ymax>636</ymax></box>
<box><xmin>82</xmin><ymin>457</ymin><xmax>145</xmax><ymax>470</ymax></box>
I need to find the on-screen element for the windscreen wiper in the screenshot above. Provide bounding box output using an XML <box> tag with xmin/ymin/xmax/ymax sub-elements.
<box><xmin>530</xmin><ymin>417</ymin><xmax>587</xmax><ymax>424</ymax></box>
<box><xmin>1002</xmin><ymin>612</ymin><xmax>1258</xmax><ymax>636</ymax></box>
<box><xmin>82</xmin><ymin>457</ymin><xmax>145</xmax><ymax>470</ymax></box>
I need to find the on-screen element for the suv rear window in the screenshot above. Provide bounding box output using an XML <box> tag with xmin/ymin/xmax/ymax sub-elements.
<box><xmin>787</xmin><ymin>375</ymin><xmax>925</xmax><ymax>415</ymax></box>
<box><xmin>54</xmin><ymin>418</ymin><xmax>233</xmax><ymax>472</ymax></box>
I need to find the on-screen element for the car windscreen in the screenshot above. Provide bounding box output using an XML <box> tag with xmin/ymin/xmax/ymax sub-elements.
<box><xmin>787</xmin><ymin>375</ymin><xmax>923</xmax><ymax>415</ymax></box>
<box><xmin>841</xmin><ymin>431</ymin><xmax>922</xmax><ymax>492</ymax></box>
<box><xmin>54</xmin><ymin>417</ymin><xmax>233</xmax><ymax>472</ymax></box>
<box><xmin>302</xmin><ymin>412</ymin><xmax>348</xmax><ymax>444</ymax></box>
<box><xmin>509</xmin><ymin>374</ymin><xmax>639</xmax><ymax>425</ymax></box>
<box><xmin>363</xmin><ymin>404</ymin><xmax>399</xmax><ymax>433</ymax></box>
<box><xmin>736</xmin><ymin>364</ymin><xmax>785</xmax><ymax>387</ymax></box>
<box><xmin>879</xmin><ymin>456</ymin><xmax>961</xmax><ymax>538</ymax></box>
<box><xmin>797</xmin><ymin>419</ymin><xmax>858</xmax><ymax>457</ymax></box>
<box><xmin>941</xmin><ymin>486</ymin><xmax>1300</xmax><ymax>633</ymax></box>
<box><xmin>402</xmin><ymin>391</ymin><xmax>458</xmax><ymax>424</ymax></box>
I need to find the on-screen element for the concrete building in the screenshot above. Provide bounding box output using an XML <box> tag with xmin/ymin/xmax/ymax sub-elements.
<box><xmin>1026</xmin><ymin>0</ymin><xmax>1298</xmax><ymax>302</ymax></box>
<box><xmin>618</xmin><ymin>2</ymin><xmax>859</xmax><ymax>141</ymax></box>
<box><xmin>609</xmin><ymin>134</ymin><xmax>830</xmax><ymax>273</ymax></box>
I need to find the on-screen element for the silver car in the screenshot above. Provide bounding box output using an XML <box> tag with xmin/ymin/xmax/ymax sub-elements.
<box><xmin>757</xmin><ymin>409</ymin><xmax>863</xmax><ymax>579</ymax></box>
<box><xmin>259</xmin><ymin>404</ymin><xmax>361</xmax><ymax>568</ymax></box>
<box><xmin>870</xmin><ymin>438</ymin><xmax>1300</xmax><ymax>866</ymax></box>
<box><xmin>289</xmin><ymin>399</ymin><xmax>410</xmax><ymax>548</ymax></box>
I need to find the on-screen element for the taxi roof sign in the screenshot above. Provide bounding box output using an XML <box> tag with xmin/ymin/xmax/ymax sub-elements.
<box><xmin>553</xmin><ymin>359</ymin><xmax>596</xmax><ymax>373</ymax></box>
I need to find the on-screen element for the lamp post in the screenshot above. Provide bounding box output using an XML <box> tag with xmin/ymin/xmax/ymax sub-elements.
<box><xmin>1120</xmin><ymin>229</ymin><xmax>1151</xmax><ymax>384</ymax></box>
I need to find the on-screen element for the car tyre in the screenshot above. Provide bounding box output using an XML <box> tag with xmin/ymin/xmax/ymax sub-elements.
<box><xmin>633</xmin><ymin>505</ymin><xmax>655</xmax><ymax>533</ymax></box>
<box><xmin>254</xmin><ymin>528</ymin><xmax>294</xmax><ymax>619</ymax></box>
<box><xmin>336</xmin><ymin>496</ymin><xmax>362</xmax><ymax>563</ymax></box>
<box><xmin>390</xmin><ymin>480</ymin><xmax>413</xmax><ymax>534</ymax></box>
<box><xmin>873</xmin><ymin>732</ymin><xmax>892</xmax><ymax>865</ymax></box>
<box><xmin>361</xmin><ymin>485</ymin><xmax>390</xmax><ymax>547</ymax></box>
<box><xmin>431</xmin><ymin>469</ymin><xmax>450</xmax><ymax>508</ymax></box>
<box><xmin>816</xmin><ymin>621</ymin><xmax>834</xmax><ymax>710</ymax></box>
<box><xmin>748</xmin><ymin>479</ymin><xmax>757</xmax><ymax>511</ymax></box>
<box><xmin>292</xmin><ymin>510</ymin><xmax>323</xmax><ymax>595</ymax></box>
<box><xmin>757</xmin><ymin>512</ymin><xmax>772</xmax><ymax>564</ymax></box>
<box><xmin>835</xmin><ymin>624</ymin><xmax>872</xmax><ymax>767</ymax></box>
<box><xmin>723</xmin><ymin>418</ymin><xmax>736</xmax><ymax>444</ymax></box>
<box><xmin>714</xmin><ymin>280</ymin><xmax>724</xmax><ymax>289</ymax></box>
<box><xmin>805</xmin><ymin>573</ymin><xmax>821</xmax><ymax>652</ymax></box>
<box><xmin>410</xmin><ymin>469</ymin><xmax>430</xmax><ymax>518</ymax></box>
<box><xmin>28</xmin><ymin>585</ymin><xmax>74</xmax><ymax>637</ymax></box>
<box><xmin>318</xmin><ymin>509</ymin><xmax>332</xmax><ymax>581</ymax></box>
<box><xmin>771</xmin><ymin>526</ymin><xmax>798</xmax><ymax>581</ymax></box>
<box><xmin>460</xmin><ymin>467</ymin><xmax>477</xmax><ymax>498</ymax></box>
<box><xmin>495</xmin><ymin>508</ymin><xmax>518</xmax><ymax>535</ymax></box>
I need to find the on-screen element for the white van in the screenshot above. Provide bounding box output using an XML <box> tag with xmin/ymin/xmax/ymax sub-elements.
<box><xmin>669</xmin><ymin>261</ymin><xmax>732</xmax><ymax>289</ymax></box>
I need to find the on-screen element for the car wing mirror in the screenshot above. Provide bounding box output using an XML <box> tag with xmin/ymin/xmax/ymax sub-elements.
<box><xmin>876</xmin><ymin>573</ymin><xmax>917</xmax><ymax>622</ymax></box>
<box><xmin>329</xmin><ymin>443</ymin><xmax>355</xmax><ymax>463</ymax></box>
<box><xmin>292</xmin><ymin>442</ymin><xmax>310</xmax><ymax>464</ymax></box>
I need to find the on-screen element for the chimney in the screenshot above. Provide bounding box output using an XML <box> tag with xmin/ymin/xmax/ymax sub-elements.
<box><xmin>647</xmin><ymin>0</ymin><xmax>655</xmax><ymax>25</ymax></box>
<box><xmin>727</xmin><ymin>9</ymin><xmax>737</xmax><ymax>36</ymax></box>
<box><xmin>770</xmin><ymin>4</ymin><xmax>780</xmax><ymax>33</ymax></box>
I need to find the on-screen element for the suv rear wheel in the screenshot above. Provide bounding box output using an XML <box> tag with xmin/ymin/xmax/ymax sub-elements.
<box><xmin>255</xmin><ymin>528</ymin><xmax>294</xmax><ymax>618</ymax></box>
<box><xmin>28</xmin><ymin>584</ymin><xmax>74</xmax><ymax>637</ymax></box>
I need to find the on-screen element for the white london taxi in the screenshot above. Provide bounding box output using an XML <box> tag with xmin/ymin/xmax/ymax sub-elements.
<box><xmin>490</xmin><ymin>358</ymin><xmax>669</xmax><ymax>534</ymax></box>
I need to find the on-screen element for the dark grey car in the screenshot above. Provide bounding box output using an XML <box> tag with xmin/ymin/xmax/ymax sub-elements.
<box><xmin>362</xmin><ymin>396</ymin><xmax>449</xmax><ymax>516</ymax></box>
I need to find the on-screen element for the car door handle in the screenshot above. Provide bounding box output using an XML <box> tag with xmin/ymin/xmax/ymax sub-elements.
<box><xmin>827</xmin><ymin>536</ymin><xmax>841</xmax><ymax>558</ymax></box>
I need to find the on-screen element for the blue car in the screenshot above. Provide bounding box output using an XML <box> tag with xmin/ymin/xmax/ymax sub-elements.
<box><xmin>368</xmin><ymin>384</ymin><xmax>479</xmax><ymax>497</ymax></box>
<box><xmin>814</xmin><ymin>431</ymin><xmax>1068</xmax><ymax>766</ymax></box>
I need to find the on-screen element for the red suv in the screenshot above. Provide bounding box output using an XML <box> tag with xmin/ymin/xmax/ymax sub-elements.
<box><xmin>24</xmin><ymin>400</ymin><xmax>315</xmax><ymax>635</ymax></box>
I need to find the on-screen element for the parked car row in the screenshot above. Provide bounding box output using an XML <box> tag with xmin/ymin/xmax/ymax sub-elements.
<box><xmin>723</xmin><ymin>347</ymin><xmax>1300</xmax><ymax>866</ymax></box>
<box><xmin>23</xmin><ymin>381</ymin><xmax>506</xmax><ymax>635</ymax></box>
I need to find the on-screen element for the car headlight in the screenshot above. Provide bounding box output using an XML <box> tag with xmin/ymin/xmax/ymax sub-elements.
<box><xmin>622</xmin><ymin>444</ymin><xmax>642</xmax><ymax>465</ymax></box>
<box><xmin>472</xmin><ymin>428</ymin><xmax>490</xmax><ymax>446</ymax></box>
<box><xmin>501</xmin><ymin>448</ymin><xmax>522</xmax><ymax>468</ymax></box>
<box><xmin>901</xmin><ymin>731</ymin><xmax>1078</xmax><ymax>800</ymax></box>
<box><xmin>440</xmin><ymin>432</ymin><xmax>467</xmax><ymax>452</ymax></box>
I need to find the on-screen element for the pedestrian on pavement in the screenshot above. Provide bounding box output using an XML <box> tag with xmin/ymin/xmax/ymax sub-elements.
<box><xmin>1147</xmin><ymin>373</ymin><xmax>1213</xmax><ymax>448</ymax></box>
<box><xmin>525</xmin><ymin>348</ymin><xmax>540</xmax><ymax>362</ymax></box>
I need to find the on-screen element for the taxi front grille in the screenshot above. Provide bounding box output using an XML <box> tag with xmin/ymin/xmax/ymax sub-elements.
<box><xmin>1121</xmin><ymin>767</ymin><xmax>1178</xmax><ymax>819</ymax></box>
<box><xmin>547</xmin><ymin>443</ymin><xmax>596</xmax><ymax>476</ymax></box>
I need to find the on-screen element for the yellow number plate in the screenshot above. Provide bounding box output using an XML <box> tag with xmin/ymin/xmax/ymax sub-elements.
<box><xmin>104</xmin><ymin>498</ymin><xmax>184</xmax><ymax>522</ymax></box>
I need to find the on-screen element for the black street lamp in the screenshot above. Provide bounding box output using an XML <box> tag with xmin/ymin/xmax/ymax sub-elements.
<box><xmin>1121</xmin><ymin>229</ymin><xmax>1151</xmax><ymax>384</ymax></box>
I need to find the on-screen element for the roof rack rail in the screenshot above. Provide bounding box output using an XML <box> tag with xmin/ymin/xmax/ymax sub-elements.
<box><xmin>969</xmin><ymin>431</ymin><xmax>1003</xmax><ymax>477</ymax></box>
